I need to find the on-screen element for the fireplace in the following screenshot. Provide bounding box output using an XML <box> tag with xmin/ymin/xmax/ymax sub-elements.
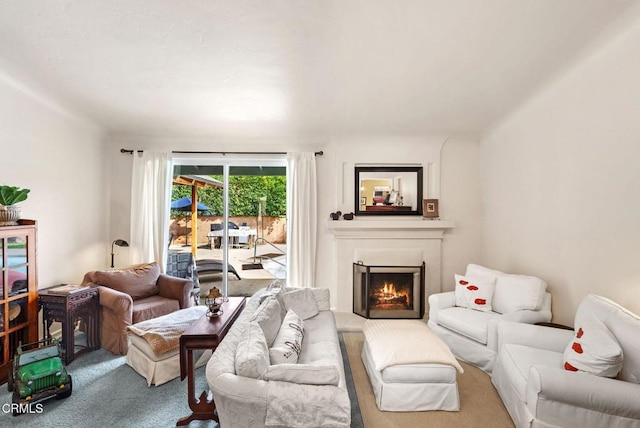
<box><xmin>353</xmin><ymin>262</ymin><xmax>425</xmax><ymax>319</ymax></box>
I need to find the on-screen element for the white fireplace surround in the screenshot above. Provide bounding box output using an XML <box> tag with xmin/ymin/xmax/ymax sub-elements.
<box><xmin>327</xmin><ymin>219</ymin><xmax>454</xmax><ymax>315</ymax></box>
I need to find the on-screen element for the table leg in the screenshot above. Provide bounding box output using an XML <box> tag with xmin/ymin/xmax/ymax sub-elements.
<box><xmin>65</xmin><ymin>314</ymin><xmax>76</xmax><ymax>365</ymax></box>
<box><xmin>177</xmin><ymin>349</ymin><xmax>218</xmax><ymax>426</ymax></box>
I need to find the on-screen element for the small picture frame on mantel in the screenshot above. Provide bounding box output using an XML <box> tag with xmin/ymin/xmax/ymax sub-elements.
<box><xmin>422</xmin><ymin>199</ymin><xmax>439</xmax><ymax>219</ymax></box>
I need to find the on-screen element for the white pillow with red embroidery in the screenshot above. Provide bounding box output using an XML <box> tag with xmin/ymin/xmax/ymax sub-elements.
<box><xmin>454</xmin><ymin>274</ymin><xmax>496</xmax><ymax>312</ymax></box>
<box><xmin>563</xmin><ymin>315</ymin><xmax>623</xmax><ymax>378</ymax></box>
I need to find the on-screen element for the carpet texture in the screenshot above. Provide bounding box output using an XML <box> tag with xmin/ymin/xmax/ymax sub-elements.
<box><xmin>0</xmin><ymin>349</ymin><xmax>216</xmax><ymax>428</ymax></box>
<box><xmin>0</xmin><ymin>331</ymin><xmax>513</xmax><ymax>427</ymax></box>
<box><xmin>342</xmin><ymin>332</ymin><xmax>515</xmax><ymax>428</ymax></box>
<box><xmin>0</xmin><ymin>334</ymin><xmax>364</xmax><ymax>428</ymax></box>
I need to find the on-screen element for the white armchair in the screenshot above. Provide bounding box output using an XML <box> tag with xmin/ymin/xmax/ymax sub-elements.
<box><xmin>492</xmin><ymin>294</ymin><xmax>640</xmax><ymax>428</ymax></box>
<box><xmin>428</xmin><ymin>264</ymin><xmax>552</xmax><ymax>373</ymax></box>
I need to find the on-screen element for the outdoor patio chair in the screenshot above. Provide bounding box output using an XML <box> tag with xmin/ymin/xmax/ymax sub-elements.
<box><xmin>196</xmin><ymin>259</ymin><xmax>242</xmax><ymax>280</ymax></box>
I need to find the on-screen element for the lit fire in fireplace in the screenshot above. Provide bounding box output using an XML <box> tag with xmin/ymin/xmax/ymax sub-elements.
<box><xmin>370</xmin><ymin>281</ymin><xmax>411</xmax><ymax>309</ymax></box>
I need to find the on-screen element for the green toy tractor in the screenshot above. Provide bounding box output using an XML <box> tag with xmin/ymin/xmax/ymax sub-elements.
<box><xmin>7</xmin><ymin>338</ymin><xmax>72</xmax><ymax>415</ymax></box>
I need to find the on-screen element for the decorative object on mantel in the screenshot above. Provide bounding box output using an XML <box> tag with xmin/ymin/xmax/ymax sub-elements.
<box><xmin>422</xmin><ymin>199</ymin><xmax>439</xmax><ymax>219</ymax></box>
<box><xmin>0</xmin><ymin>185</ymin><xmax>30</xmax><ymax>226</ymax></box>
<box><xmin>342</xmin><ymin>212</ymin><xmax>355</xmax><ymax>220</ymax></box>
<box><xmin>330</xmin><ymin>211</ymin><xmax>342</xmax><ymax>220</ymax></box>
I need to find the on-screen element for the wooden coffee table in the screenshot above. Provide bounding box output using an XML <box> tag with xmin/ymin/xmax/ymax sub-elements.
<box><xmin>177</xmin><ymin>296</ymin><xmax>246</xmax><ymax>426</ymax></box>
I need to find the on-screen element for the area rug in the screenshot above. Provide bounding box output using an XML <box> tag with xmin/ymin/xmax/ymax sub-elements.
<box><xmin>0</xmin><ymin>335</ymin><xmax>365</xmax><ymax>428</ymax></box>
<box><xmin>342</xmin><ymin>332</ymin><xmax>515</xmax><ymax>428</ymax></box>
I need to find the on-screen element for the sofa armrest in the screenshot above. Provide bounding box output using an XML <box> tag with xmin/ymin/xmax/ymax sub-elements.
<box><xmin>96</xmin><ymin>285</ymin><xmax>133</xmax><ymax>322</ymax></box>
<box><xmin>497</xmin><ymin>320</ymin><xmax>574</xmax><ymax>353</ymax></box>
<box><xmin>157</xmin><ymin>274</ymin><xmax>193</xmax><ymax>309</ymax></box>
<box><xmin>428</xmin><ymin>291</ymin><xmax>456</xmax><ymax>324</ymax></box>
<box><xmin>527</xmin><ymin>365</ymin><xmax>640</xmax><ymax>421</ymax></box>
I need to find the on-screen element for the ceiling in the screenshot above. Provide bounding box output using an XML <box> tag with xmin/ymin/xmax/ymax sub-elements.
<box><xmin>0</xmin><ymin>0</ymin><xmax>635</xmax><ymax>139</ymax></box>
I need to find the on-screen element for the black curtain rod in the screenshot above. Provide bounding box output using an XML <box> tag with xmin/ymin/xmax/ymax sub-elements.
<box><xmin>120</xmin><ymin>148</ymin><xmax>323</xmax><ymax>156</ymax></box>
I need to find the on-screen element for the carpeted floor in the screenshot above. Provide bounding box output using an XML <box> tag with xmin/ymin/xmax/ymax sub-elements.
<box><xmin>342</xmin><ymin>332</ymin><xmax>515</xmax><ymax>428</ymax></box>
<box><xmin>0</xmin><ymin>334</ymin><xmax>363</xmax><ymax>428</ymax></box>
<box><xmin>0</xmin><ymin>348</ymin><xmax>217</xmax><ymax>428</ymax></box>
<box><xmin>0</xmin><ymin>330</ymin><xmax>514</xmax><ymax>428</ymax></box>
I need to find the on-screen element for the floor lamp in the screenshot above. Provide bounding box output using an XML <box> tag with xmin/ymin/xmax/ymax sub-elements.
<box><xmin>111</xmin><ymin>239</ymin><xmax>129</xmax><ymax>268</ymax></box>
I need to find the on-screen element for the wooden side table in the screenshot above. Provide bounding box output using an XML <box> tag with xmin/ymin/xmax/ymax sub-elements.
<box><xmin>39</xmin><ymin>287</ymin><xmax>100</xmax><ymax>365</ymax></box>
<box><xmin>177</xmin><ymin>296</ymin><xmax>246</xmax><ymax>426</ymax></box>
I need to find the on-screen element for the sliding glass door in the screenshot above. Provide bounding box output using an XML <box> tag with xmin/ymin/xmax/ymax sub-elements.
<box><xmin>169</xmin><ymin>156</ymin><xmax>286</xmax><ymax>298</ymax></box>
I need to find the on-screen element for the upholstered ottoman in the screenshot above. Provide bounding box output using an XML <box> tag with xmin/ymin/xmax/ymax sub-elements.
<box><xmin>125</xmin><ymin>305</ymin><xmax>210</xmax><ymax>386</ymax></box>
<box><xmin>361</xmin><ymin>319</ymin><xmax>464</xmax><ymax>411</ymax></box>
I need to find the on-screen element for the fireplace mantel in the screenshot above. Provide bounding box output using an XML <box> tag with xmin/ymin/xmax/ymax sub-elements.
<box><xmin>327</xmin><ymin>219</ymin><xmax>454</xmax><ymax>239</ymax></box>
<box><xmin>327</xmin><ymin>218</ymin><xmax>454</xmax><ymax>314</ymax></box>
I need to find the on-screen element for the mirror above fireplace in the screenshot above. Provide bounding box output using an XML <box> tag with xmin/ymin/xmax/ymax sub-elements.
<box><xmin>355</xmin><ymin>165</ymin><xmax>423</xmax><ymax>216</ymax></box>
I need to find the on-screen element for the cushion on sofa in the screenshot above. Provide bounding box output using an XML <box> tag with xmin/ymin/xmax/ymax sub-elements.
<box><xmin>270</xmin><ymin>309</ymin><xmax>304</xmax><ymax>365</ymax></box>
<box><xmin>311</xmin><ymin>288</ymin><xmax>331</xmax><ymax>311</ymax></box>
<box><xmin>283</xmin><ymin>288</ymin><xmax>319</xmax><ymax>320</ymax></box>
<box><xmin>263</xmin><ymin>364</ymin><xmax>339</xmax><ymax>386</ymax></box>
<box><xmin>235</xmin><ymin>321</ymin><xmax>270</xmax><ymax>379</ymax></box>
<box><xmin>132</xmin><ymin>295</ymin><xmax>180</xmax><ymax>324</ymax></box>
<box><xmin>563</xmin><ymin>315</ymin><xmax>623</xmax><ymax>377</ymax></box>
<box><xmin>260</xmin><ymin>281</ymin><xmax>287</xmax><ymax>319</ymax></box>
<box><xmin>573</xmin><ymin>294</ymin><xmax>640</xmax><ymax>384</ymax></box>
<box><xmin>251</xmin><ymin>297</ymin><xmax>283</xmax><ymax>347</ymax></box>
<box><xmin>437</xmin><ymin>306</ymin><xmax>502</xmax><ymax>344</ymax></box>
<box><xmin>454</xmin><ymin>274</ymin><xmax>496</xmax><ymax>312</ymax></box>
<box><xmin>465</xmin><ymin>264</ymin><xmax>547</xmax><ymax>314</ymax></box>
<box><xmin>95</xmin><ymin>262</ymin><xmax>161</xmax><ymax>300</ymax></box>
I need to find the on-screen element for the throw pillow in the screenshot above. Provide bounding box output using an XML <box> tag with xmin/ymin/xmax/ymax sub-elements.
<box><xmin>259</xmin><ymin>284</ymin><xmax>287</xmax><ymax>319</ymax></box>
<box><xmin>94</xmin><ymin>262</ymin><xmax>160</xmax><ymax>300</ymax></box>
<box><xmin>454</xmin><ymin>274</ymin><xmax>496</xmax><ymax>312</ymax></box>
<box><xmin>235</xmin><ymin>322</ymin><xmax>270</xmax><ymax>379</ymax></box>
<box><xmin>283</xmin><ymin>288</ymin><xmax>319</xmax><ymax>320</ymax></box>
<box><xmin>311</xmin><ymin>288</ymin><xmax>331</xmax><ymax>311</ymax></box>
<box><xmin>263</xmin><ymin>364</ymin><xmax>339</xmax><ymax>386</ymax></box>
<box><xmin>492</xmin><ymin>274</ymin><xmax>547</xmax><ymax>314</ymax></box>
<box><xmin>563</xmin><ymin>315</ymin><xmax>623</xmax><ymax>378</ymax></box>
<box><xmin>465</xmin><ymin>264</ymin><xmax>547</xmax><ymax>314</ymax></box>
<box><xmin>251</xmin><ymin>297</ymin><xmax>283</xmax><ymax>347</ymax></box>
<box><xmin>267</xmin><ymin>278</ymin><xmax>286</xmax><ymax>291</ymax></box>
<box><xmin>269</xmin><ymin>309</ymin><xmax>304</xmax><ymax>365</ymax></box>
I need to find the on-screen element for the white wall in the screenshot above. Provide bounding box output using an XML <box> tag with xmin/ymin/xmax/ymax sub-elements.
<box><xmin>480</xmin><ymin>13</ymin><xmax>640</xmax><ymax>325</ymax></box>
<box><xmin>0</xmin><ymin>71</ymin><xmax>107</xmax><ymax>287</ymax></box>
<box><xmin>107</xmin><ymin>135</ymin><xmax>482</xmax><ymax>308</ymax></box>
<box><xmin>440</xmin><ymin>137</ymin><xmax>483</xmax><ymax>291</ymax></box>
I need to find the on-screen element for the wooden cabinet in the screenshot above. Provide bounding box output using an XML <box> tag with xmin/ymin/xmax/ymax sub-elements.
<box><xmin>0</xmin><ymin>219</ymin><xmax>39</xmax><ymax>384</ymax></box>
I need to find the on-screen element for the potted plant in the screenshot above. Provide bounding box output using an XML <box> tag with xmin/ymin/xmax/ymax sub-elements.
<box><xmin>0</xmin><ymin>185</ymin><xmax>30</xmax><ymax>226</ymax></box>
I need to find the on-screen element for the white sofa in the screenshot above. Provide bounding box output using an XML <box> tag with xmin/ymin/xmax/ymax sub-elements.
<box><xmin>205</xmin><ymin>286</ymin><xmax>350</xmax><ymax>428</ymax></box>
<box><xmin>492</xmin><ymin>294</ymin><xmax>640</xmax><ymax>428</ymax></box>
<box><xmin>428</xmin><ymin>264</ymin><xmax>552</xmax><ymax>372</ymax></box>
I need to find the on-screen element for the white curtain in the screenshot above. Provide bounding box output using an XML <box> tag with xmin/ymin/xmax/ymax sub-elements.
<box><xmin>130</xmin><ymin>150</ymin><xmax>173</xmax><ymax>271</ymax></box>
<box><xmin>286</xmin><ymin>152</ymin><xmax>317</xmax><ymax>287</ymax></box>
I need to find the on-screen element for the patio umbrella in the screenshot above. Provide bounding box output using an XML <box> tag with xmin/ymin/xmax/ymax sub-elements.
<box><xmin>171</xmin><ymin>196</ymin><xmax>211</xmax><ymax>212</ymax></box>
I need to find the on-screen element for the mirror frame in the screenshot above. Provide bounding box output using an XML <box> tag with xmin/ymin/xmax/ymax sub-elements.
<box><xmin>354</xmin><ymin>165</ymin><xmax>424</xmax><ymax>216</ymax></box>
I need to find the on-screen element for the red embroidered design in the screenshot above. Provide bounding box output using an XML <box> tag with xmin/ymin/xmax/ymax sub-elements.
<box><xmin>459</xmin><ymin>280</ymin><xmax>469</xmax><ymax>285</ymax></box>
<box><xmin>474</xmin><ymin>298</ymin><xmax>486</xmax><ymax>305</ymax></box>
<box><xmin>467</xmin><ymin>285</ymin><xmax>479</xmax><ymax>291</ymax></box>
<box><xmin>564</xmin><ymin>362</ymin><xmax>579</xmax><ymax>371</ymax></box>
<box><xmin>572</xmin><ymin>342</ymin><xmax>583</xmax><ymax>354</ymax></box>
<box><xmin>576</xmin><ymin>327</ymin><xmax>584</xmax><ymax>338</ymax></box>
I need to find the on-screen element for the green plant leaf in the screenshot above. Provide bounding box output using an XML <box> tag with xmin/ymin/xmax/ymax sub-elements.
<box><xmin>0</xmin><ymin>186</ymin><xmax>30</xmax><ymax>205</ymax></box>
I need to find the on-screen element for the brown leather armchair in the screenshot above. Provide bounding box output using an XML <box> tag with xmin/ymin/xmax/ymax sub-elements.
<box><xmin>81</xmin><ymin>262</ymin><xmax>193</xmax><ymax>355</ymax></box>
